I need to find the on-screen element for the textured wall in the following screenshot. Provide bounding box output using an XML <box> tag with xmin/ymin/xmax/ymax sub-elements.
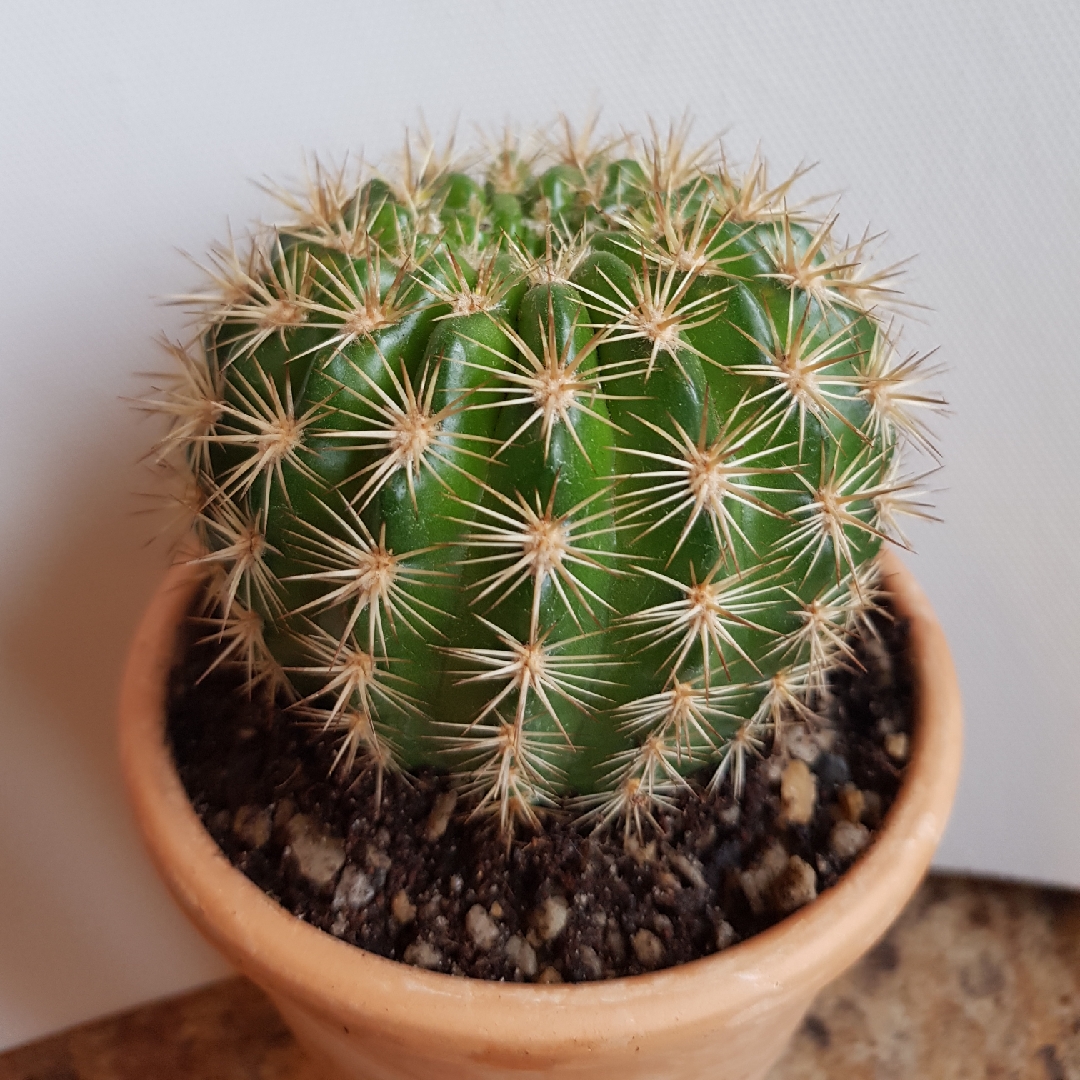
<box><xmin>1</xmin><ymin>0</ymin><xmax>1077</xmax><ymax>1051</ymax></box>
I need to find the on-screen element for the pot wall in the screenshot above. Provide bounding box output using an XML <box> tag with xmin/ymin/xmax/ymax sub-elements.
<box><xmin>271</xmin><ymin>988</ymin><xmax>809</xmax><ymax>1079</ymax></box>
<box><xmin>118</xmin><ymin>551</ymin><xmax>962</xmax><ymax>1080</ymax></box>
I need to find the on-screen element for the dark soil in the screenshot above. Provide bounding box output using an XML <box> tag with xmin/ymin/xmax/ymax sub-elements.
<box><xmin>167</xmin><ymin>611</ymin><xmax>913</xmax><ymax>983</ymax></box>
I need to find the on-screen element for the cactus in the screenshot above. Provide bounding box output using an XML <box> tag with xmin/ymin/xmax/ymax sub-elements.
<box><xmin>144</xmin><ymin>118</ymin><xmax>941</xmax><ymax>837</ymax></box>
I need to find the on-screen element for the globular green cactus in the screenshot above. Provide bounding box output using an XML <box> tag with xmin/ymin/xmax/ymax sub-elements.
<box><xmin>144</xmin><ymin>119</ymin><xmax>941</xmax><ymax>836</ymax></box>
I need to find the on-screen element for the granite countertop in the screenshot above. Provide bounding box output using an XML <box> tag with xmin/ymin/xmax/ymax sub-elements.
<box><xmin>3</xmin><ymin>873</ymin><xmax>1078</xmax><ymax>1079</ymax></box>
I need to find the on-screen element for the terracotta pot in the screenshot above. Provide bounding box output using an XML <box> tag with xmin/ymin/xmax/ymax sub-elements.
<box><xmin>119</xmin><ymin>550</ymin><xmax>961</xmax><ymax>1079</ymax></box>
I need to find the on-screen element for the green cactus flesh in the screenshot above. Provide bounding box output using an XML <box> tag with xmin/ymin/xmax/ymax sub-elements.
<box><xmin>149</xmin><ymin>123</ymin><xmax>940</xmax><ymax>835</ymax></box>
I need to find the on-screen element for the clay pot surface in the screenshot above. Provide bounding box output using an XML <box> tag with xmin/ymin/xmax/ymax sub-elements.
<box><xmin>119</xmin><ymin>550</ymin><xmax>962</xmax><ymax>1080</ymax></box>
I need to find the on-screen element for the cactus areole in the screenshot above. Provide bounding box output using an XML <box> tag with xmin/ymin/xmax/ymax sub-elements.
<box><xmin>146</xmin><ymin>120</ymin><xmax>941</xmax><ymax>838</ymax></box>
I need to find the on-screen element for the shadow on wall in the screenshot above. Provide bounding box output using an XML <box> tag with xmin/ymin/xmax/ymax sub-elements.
<box><xmin>0</xmin><ymin>429</ymin><xmax>227</xmax><ymax>1046</ymax></box>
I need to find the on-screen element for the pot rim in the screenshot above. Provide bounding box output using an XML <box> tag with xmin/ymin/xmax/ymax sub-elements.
<box><xmin>119</xmin><ymin>549</ymin><xmax>961</xmax><ymax>1053</ymax></box>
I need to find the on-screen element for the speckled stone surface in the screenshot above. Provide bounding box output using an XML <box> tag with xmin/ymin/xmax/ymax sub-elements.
<box><xmin>769</xmin><ymin>873</ymin><xmax>1080</xmax><ymax>1079</ymax></box>
<box><xmin>3</xmin><ymin>874</ymin><xmax>1078</xmax><ymax>1079</ymax></box>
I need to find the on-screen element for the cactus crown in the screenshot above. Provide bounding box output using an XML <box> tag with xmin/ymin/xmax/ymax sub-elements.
<box><xmin>143</xmin><ymin>118</ymin><xmax>942</xmax><ymax>838</ymax></box>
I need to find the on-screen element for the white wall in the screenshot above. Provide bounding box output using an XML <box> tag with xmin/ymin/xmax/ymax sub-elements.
<box><xmin>1</xmin><ymin>0</ymin><xmax>1077</xmax><ymax>1051</ymax></box>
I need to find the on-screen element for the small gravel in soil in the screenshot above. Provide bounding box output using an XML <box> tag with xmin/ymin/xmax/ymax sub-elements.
<box><xmin>167</xmin><ymin>611</ymin><xmax>912</xmax><ymax>983</ymax></box>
